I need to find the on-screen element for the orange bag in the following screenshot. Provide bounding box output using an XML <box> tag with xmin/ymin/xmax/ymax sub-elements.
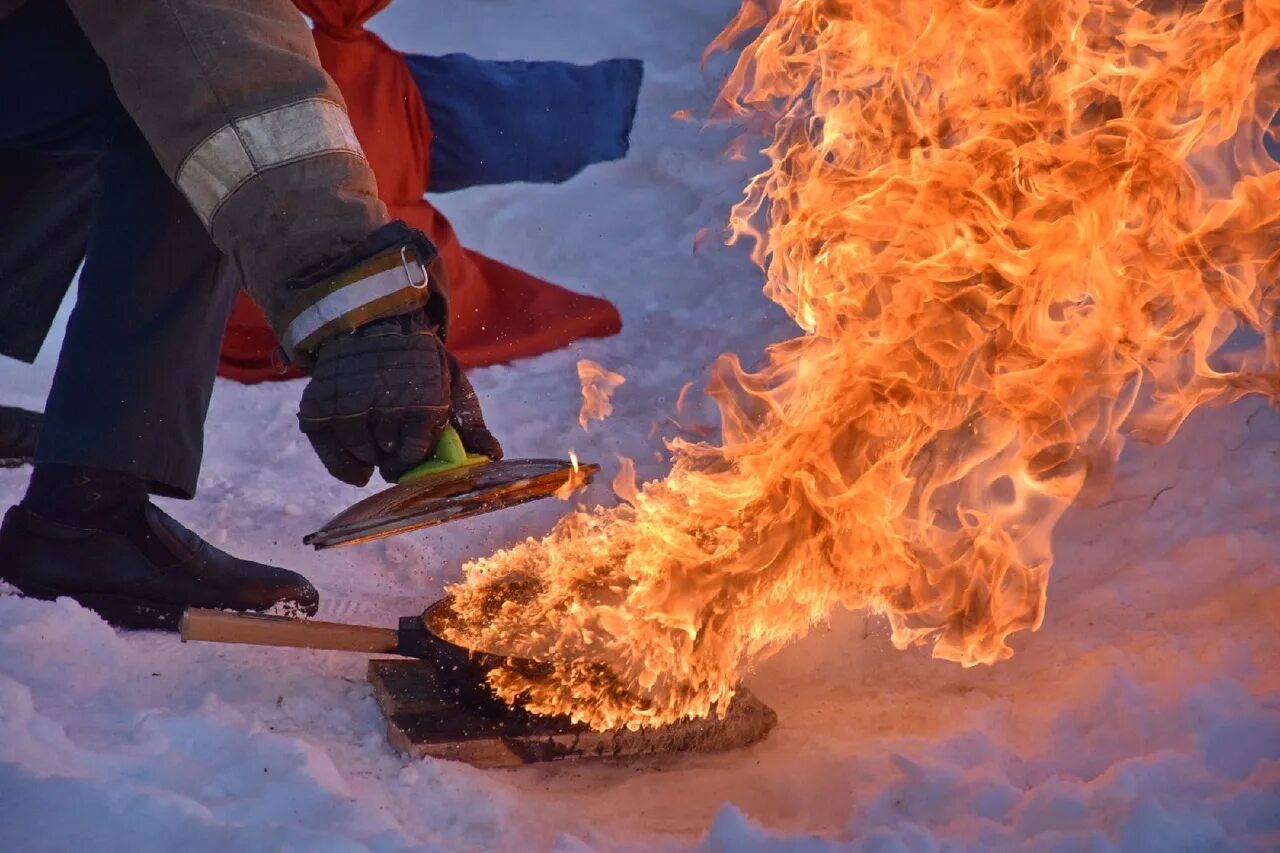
<box><xmin>218</xmin><ymin>0</ymin><xmax>621</xmax><ymax>383</ymax></box>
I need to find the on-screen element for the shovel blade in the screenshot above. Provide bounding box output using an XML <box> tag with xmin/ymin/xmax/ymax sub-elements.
<box><xmin>304</xmin><ymin>458</ymin><xmax>599</xmax><ymax>550</ymax></box>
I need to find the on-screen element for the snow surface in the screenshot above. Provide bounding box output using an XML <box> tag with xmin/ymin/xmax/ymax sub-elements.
<box><xmin>2</xmin><ymin>1</ymin><xmax>1279</xmax><ymax>850</ymax></box>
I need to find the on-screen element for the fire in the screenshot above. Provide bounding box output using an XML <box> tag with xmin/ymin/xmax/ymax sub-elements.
<box><xmin>552</xmin><ymin>448</ymin><xmax>586</xmax><ymax>502</ymax></box>
<box><xmin>445</xmin><ymin>0</ymin><xmax>1280</xmax><ymax>730</ymax></box>
<box><xmin>577</xmin><ymin>359</ymin><xmax>626</xmax><ymax>430</ymax></box>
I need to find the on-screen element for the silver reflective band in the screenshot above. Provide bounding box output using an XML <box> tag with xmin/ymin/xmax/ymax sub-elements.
<box><xmin>281</xmin><ymin>263</ymin><xmax>426</xmax><ymax>355</ymax></box>
<box><xmin>176</xmin><ymin>99</ymin><xmax>365</xmax><ymax>225</ymax></box>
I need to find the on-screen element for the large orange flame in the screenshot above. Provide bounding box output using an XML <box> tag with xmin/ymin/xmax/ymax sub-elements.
<box><xmin>446</xmin><ymin>0</ymin><xmax>1280</xmax><ymax>730</ymax></box>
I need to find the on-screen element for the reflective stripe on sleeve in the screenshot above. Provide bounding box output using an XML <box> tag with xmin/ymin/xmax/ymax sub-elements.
<box><xmin>281</xmin><ymin>260</ymin><xmax>429</xmax><ymax>356</ymax></box>
<box><xmin>176</xmin><ymin>98</ymin><xmax>365</xmax><ymax>225</ymax></box>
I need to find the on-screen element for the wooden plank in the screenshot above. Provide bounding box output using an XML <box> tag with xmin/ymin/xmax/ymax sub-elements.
<box><xmin>367</xmin><ymin>658</ymin><xmax>482</xmax><ymax>716</ymax></box>
<box><xmin>367</xmin><ymin>659</ymin><xmax>777</xmax><ymax>768</ymax></box>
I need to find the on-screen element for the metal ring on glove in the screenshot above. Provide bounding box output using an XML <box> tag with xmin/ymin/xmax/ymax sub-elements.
<box><xmin>401</xmin><ymin>245</ymin><xmax>430</xmax><ymax>290</ymax></box>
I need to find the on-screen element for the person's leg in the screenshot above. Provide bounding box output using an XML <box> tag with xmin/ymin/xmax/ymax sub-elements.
<box><xmin>0</xmin><ymin>149</ymin><xmax>97</xmax><ymax>365</ymax></box>
<box><xmin>36</xmin><ymin>108</ymin><xmax>234</xmax><ymax>499</ymax></box>
<box><xmin>0</xmin><ymin>408</ymin><xmax>41</xmax><ymax>467</ymax></box>
<box><xmin>0</xmin><ymin>1</ymin><xmax>316</xmax><ymax>627</ymax></box>
<box><xmin>0</xmin><ymin>2</ymin><xmax>225</xmax><ymax>496</ymax></box>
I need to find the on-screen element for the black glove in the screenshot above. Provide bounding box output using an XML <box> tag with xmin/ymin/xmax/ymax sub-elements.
<box><xmin>298</xmin><ymin>312</ymin><xmax>502</xmax><ymax>486</ymax></box>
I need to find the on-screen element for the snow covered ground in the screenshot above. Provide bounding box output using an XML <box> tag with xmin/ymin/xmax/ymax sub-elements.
<box><xmin>2</xmin><ymin>1</ymin><xmax>1279</xmax><ymax>849</ymax></box>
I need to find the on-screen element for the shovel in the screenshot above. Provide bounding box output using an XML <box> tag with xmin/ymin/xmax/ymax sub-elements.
<box><xmin>179</xmin><ymin>595</ymin><xmax>544</xmax><ymax>712</ymax></box>
<box><xmin>304</xmin><ymin>425</ymin><xmax>599</xmax><ymax>549</ymax></box>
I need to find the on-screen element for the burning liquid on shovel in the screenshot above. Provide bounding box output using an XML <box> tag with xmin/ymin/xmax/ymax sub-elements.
<box><xmin>444</xmin><ymin>0</ymin><xmax>1280</xmax><ymax>730</ymax></box>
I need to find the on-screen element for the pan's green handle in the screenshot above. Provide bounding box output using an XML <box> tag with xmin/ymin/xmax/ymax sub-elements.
<box><xmin>398</xmin><ymin>425</ymin><xmax>489</xmax><ymax>484</ymax></box>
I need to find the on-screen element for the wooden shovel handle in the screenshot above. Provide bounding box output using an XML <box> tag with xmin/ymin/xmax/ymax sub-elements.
<box><xmin>180</xmin><ymin>608</ymin><xmax>400</xmax><ymax>655</ymax></box>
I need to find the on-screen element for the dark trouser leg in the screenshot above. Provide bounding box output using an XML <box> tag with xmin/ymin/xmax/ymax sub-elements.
<box><xmin>0</xmin><ymin>0</ymin><xmax>235</xmax><ymax>499</ymax></box>
<box><xmin>37</xmin><ymin>115</ymin><xmax>236</xmax><ymax>498</ymax></box>
<box><xmin>0</xmin><ymin>2</ymin><xmax>317</xmax><ymax>627</ymax></box>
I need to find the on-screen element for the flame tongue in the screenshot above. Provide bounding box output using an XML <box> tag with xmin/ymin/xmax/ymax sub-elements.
<box><xmin>553</xmin><ymin>451</ymin><xmax>586</xmax><ymax>500</ymax></box>
<box><xmin>445</xmin><ymin>0</ymin><xmax>1280</xmax><ymax>731</ymax></box>
<box><xmin>578</xmin><ymin>359</ymin><xmax>626</xmax><ymax>430</ymax></box>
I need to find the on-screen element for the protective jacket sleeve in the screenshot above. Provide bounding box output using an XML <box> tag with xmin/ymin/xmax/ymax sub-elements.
<box><xmin>63</xmin><ymin>0</ymin><xmax>442</xmax><ymax>363</ymax></box>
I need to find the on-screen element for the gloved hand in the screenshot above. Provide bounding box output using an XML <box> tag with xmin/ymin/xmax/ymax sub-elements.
<box><xmin>298</xmin><ymin>311</ymin><xmax>502</xmax><ymax>487</ymax></box>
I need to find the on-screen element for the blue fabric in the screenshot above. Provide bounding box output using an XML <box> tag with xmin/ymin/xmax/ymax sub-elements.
<box><xmin>404</xmin><ymin>52</ymin><xmax>643</xmax><ymax>193</ymax></box>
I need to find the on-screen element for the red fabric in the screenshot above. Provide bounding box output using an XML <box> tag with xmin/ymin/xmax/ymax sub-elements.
<box><xmin>217</xmin><ymin>0</ymin><xmax>621</xmax><ymax>384</ymax></box>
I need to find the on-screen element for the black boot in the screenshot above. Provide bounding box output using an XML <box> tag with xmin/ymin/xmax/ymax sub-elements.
<box><xmin>0</xmin><ymin>465</ymin><xmax>318</xmax><ymax>630</ymax></box>
<box><xmin>0</xmin><ymin>504</ymin><xmax>320</xmax><ymax>629</ymax></box>
<box><xmin>0</xmin><ymin>407</ymin><xmax>41</xmax><ymax>467</ymax></box>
